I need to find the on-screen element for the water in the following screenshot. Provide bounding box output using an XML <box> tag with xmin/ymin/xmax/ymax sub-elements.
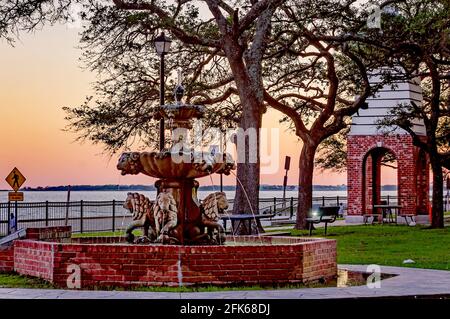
<box><xmin>209</xmin><ymin>176</ymin><xmax>236</xmax><ymax>245</ymax></box>
<box><xmin>0</xmin><ymin>189</ymin><xmax>385</xmax><ymax>203</ymax></box>
<box><xmin>230</xmin><ymin>171</ymin><xmax>262</xmax><ymax>242</ymax></box>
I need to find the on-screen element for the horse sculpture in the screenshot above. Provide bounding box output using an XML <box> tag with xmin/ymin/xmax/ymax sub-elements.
<box><xmin>123</xmin><ymin>192</ymin><xmax>155</xmax><ymax>243</ymax></box>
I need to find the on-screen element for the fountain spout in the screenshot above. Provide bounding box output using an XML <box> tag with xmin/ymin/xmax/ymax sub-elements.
<box><xmin>174</xmin><ymin>68</ymin><xmax>185</xmax><ymax>104</ymax></box>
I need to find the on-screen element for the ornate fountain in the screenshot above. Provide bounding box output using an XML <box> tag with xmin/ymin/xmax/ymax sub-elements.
<box><xmin>117</xmin><ymin>72</ymin><xmax>235</xmax><ymax>245</ymax></box>
<box><xmin>2</xmin><ymin>73</ymin><xmax>337</xmax><ymax>289</ymax></box>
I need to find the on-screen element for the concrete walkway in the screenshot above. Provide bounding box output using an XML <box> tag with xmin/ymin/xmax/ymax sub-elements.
<box><xmin>1</xmin><ymin>265</ymin><xmax>449</xmax><ymax>299</ymax></box>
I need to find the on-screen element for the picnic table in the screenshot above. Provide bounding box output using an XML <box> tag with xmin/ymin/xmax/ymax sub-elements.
<box><xmin>367</xmin><ymin>204</ymin><xmax>402</xmax><ymax>224</ymax></box>
<box><xmin>220</xmin><ymin>214</ymin><xmax>275</xmax><ymax>235</ymax></box>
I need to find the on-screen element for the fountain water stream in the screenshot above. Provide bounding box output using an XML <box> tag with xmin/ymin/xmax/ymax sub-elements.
<box><xmin>231</xmin><ymin>171</ymin><xmax>263</xmax><ymax>243</ymax></box>
<box><xmin>208</xmin><ymin>175</ymin><xmax>236</xmax><ymax>245</ymax></box>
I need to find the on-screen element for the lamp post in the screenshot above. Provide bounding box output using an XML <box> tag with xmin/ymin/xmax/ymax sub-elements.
<box><xmin>154</xmin><ymin>32</ymin><xmax>172</xmax><ymax>151</ymax></box>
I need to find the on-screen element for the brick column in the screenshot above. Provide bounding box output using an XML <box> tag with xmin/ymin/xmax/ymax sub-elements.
<box><xmin>396</xmin><ymin>137</ymin><xmax>417</xmax><ymax>215</ymax></box>
<box><xmin>364</xmin><ymin>155</ymin><xmax>373</xmax><ymax>215</ymax></box>
<box><xmin>347</xmin><ymin>136</ymin><xmax>363</xmax><ymax>216</ymax></box>
<box><xmin>414</xmin><ymin>148</ymin><xmax>430</xmax><ymax>215</ymax></box>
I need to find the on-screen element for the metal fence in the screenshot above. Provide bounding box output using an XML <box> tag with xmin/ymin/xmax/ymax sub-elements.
<box><xmin>254</xmin><ymin>194</ymin><xmax>404</xmax><ymax>216</ymax></box>
<box><xmin>1</xmin><ymin>194</ymin><xmax>447</xmax><ymax>237</ymax></box>
<box><xmin>0</xmin><ymin>200</ymin><xmax>131</xmax><ymax>237</ymax></box>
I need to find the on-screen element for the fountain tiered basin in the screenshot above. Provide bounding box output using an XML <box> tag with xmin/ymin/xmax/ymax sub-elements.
<box><xmin>117</xmin><ymin>151</ymin><xmax>235</xmax><ymax>179</ymax></box>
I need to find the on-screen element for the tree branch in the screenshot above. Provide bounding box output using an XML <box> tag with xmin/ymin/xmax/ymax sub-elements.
<box><xmin>112</xmin><ymin>0</ymin><xmax>220</xmax><ymax>47</ymax></box>
<box><xmin>263</xmin><ymin>90</ymin><xmax>308</xmax><ymax>138</ymax></box>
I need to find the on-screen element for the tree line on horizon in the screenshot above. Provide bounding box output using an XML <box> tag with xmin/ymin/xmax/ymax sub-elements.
<box><xmin>17</xmin><ymin>184</ymin><xmax>354</xmax><ymax>192</ymax></box>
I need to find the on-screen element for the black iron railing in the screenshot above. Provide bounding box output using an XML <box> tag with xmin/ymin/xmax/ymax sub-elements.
<box><xmin>1</xmin><ymin>194</ymin><xmax>446</xmax><ymax>237</ymax></box>
<box><xmin>0</xmin><ymin>200</ymin><xmax>129</xmax><ymax>236</ymax></box>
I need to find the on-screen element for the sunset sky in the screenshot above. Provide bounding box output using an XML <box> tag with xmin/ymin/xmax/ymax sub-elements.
<box><xmin>0</xmin><ymin>24</ymin><xmax>395</xmax><ymax>190</ymax></box>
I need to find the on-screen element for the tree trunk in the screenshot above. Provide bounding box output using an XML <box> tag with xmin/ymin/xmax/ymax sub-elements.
<box><xmin>295</xmin><ymin>141</ymin><xmax>318</xmax><ymax>229</ymax></box>
<box><xmin>223</xmin><ymin>37</ymin><xmax>264</xmax><ymax>235</ymax></box>
<box><xmin>232</xmin><ymin>102</ymin><xmax>263</xmax><ymax>234</ymax></box>
<box><xmin>430</xmin><ymin>155</ymin><xmax>444</xmax><ymax>228</ymax></box>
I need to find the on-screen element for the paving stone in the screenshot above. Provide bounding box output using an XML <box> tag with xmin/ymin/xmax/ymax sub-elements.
<box><xmin>0</xmin><ymin>265</ymin><xmax>449</xmax><ymax>299</ymax></box>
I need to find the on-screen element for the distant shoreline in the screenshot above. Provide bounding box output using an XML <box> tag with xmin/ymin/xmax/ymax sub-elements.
<box><xmin>1</xmin><ymin>184</ymin><xmax>399</xmax><ymax>192</ymax></box>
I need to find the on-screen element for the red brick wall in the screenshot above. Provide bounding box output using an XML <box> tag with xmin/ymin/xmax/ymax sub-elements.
<box><xmin>348</xmin><ymin>135</ymin><xmax>429</xmax><ymax>216</ymax></box>
<box><xmin>25</xmin><ymin>226</ymin><xmax>72</xmax><ymax>242</ymax></box>
<box><xmin>301</xmin><ymin>240</ymin><xmax>337</xmax><ymax>282</ymax></box>
<box><xmin>14</xmin><ymin>236</ymin><xmax>337</xmax><ymax>289</ymax></box>
<box><xmin>14</xmin><ymin>240</ymin><xmax>54</xmax><ymax>281</ymax></box>
<box><xmin>0</xmin><ymin>245</ymin><xmax>14</xmax><ymax>272</ymax></box>
<box><xmin>1</xmin><ymin>227</ymin><xmax>72</xmax><ymax>274</ymax></box>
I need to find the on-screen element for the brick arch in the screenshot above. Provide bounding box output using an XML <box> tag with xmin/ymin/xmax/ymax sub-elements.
<box><xmin>347</xmin><ymin>134</ymin><xmax>429</xmax><ymax>221</ymax></box>
<box><xmin>361</xmin><ymin>147</ymin><xmax>398</xmax><ymax>216</ymax></box>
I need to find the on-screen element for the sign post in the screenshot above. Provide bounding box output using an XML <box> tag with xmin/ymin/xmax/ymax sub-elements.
<box><xmin>282</xmin><ymin>156</ymin><xmax>291</xmax><ymax>208</ymax></box>
<box><xmin>5</xmin><ymin>167</ymin><xmax>26</xmax><ymax>232</ymax></box>
<box><xmin>65</xmin><ymin>185</ymin><xmax>71</xmax><ymax>226</ymax></box>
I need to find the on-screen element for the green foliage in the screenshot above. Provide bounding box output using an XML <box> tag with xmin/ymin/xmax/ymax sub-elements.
<box><xmin>315</xmin><ymin>128</ymin><xmax>349</xmax><ymax>173</ymax></box>
<box><xmin>71</xmin><ymin>230</ymin><xmax>129</xmax><ymax>238</ymax></box>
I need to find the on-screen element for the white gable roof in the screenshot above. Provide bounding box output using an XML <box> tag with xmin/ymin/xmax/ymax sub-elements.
<box><xmin>349</xmin><ymin>69</ymin><xmax>426</xmax><ymax>136</ymax></box>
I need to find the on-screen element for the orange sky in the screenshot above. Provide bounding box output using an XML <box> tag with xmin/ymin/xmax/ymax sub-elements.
<box><xmin>0</xmin><ymin>25</ymin><xmax>389</xmax><ymax>189</ymax></box>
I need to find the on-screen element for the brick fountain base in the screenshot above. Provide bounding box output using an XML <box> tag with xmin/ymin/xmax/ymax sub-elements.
<box><xmin>2</xmin><ymin>227</ymin><xmax>337</xmax><ymax>289</ymax></box>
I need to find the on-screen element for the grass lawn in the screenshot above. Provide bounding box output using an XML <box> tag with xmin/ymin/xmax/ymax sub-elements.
<box><xmin>72</xmin><ymin>230</ymin><xmax>129</xmax><ymax>238</ymax></box>
<box><xmin>0</xmin><ymin>273</ymin><xmax>54</xmax><ymax>289</ymax></box>
<box><xmin>292</xmin><ymin>225</ymin><xmax>450</xmax><ymax>271</ymax></box>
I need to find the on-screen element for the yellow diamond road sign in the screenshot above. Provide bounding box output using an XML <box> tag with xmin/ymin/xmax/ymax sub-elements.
<box><xmin>5</xmin><ymin>167</ymin><xmax>26</xmax><ymax>192</ymax></box>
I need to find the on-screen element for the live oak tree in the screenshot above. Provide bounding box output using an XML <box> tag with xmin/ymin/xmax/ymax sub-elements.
<box><xmin>63</xmin><ymin>6</ymin><xmax>240</xmax><ymax>152</ymax></box>
<box><xmin>77</xmin><ymin>0</ymin><xmax>378</xmax><ymax>231</ymax></box>
<box><xmin>0</xmin><ymin>1</ymin><xmax>361</xmax><ymax>230</ymax></box>
<box><xmin>0</xmin><ymin>0</ymin><xmax>281</xmax><ymax>227</ymax></box>
<box><xmin>260</xmin><ymin>1</ymin><xmax>397</xmax><ymax>228</ymax></box>
<box><xmin>360</xmin><ymin>0</ymin><xmax>449</xmax><ymax>229</ymax></box>
<box><xmin>275</xmin><ymin>0</ymin><xmax>449</xmax><ymax>228</ymax></box>
<box><xmin>4</xmin><ymin>0</ymin><xmax>437</xmax><ymax>231</ymax></box>
<box><xmin>315</xmin><ymin>0</ymin><xmax>450</xmax><ymax>228</ymax></box>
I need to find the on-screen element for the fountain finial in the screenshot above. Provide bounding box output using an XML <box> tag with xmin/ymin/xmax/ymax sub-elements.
<box><xmin>174</xmin><ymin>67</ymin><xmax>185</xmax><ymax>104</ymax></box>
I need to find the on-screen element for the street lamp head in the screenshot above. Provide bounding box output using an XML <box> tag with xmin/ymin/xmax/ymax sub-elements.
<box><xmin>361</xmin><ymin>102</ymin><xmax>369</xmax><ymax>110</ymax></box>
<box><xmin>154</xmin><ymin>32</ymin><xmax>172</xmax><ymax>55</ymax></box>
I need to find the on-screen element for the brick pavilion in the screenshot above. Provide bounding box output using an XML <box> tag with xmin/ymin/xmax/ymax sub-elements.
<box><xmin>347</xmin><ymin>70</ymin><xmax>430</xmax><ymax>224</ymax></box>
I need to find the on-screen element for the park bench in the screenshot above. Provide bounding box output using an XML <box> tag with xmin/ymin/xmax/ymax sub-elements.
<box><xmin>306</xmin><ymin>206</ymin><xmax>339</xmax><ymax>236</ymax></box>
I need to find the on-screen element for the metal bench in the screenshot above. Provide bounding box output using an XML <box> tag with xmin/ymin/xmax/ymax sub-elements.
<box><xmin>306</xmin><ymin>206</ymin><xmax>339</xmax><ymax>236</ymax></box>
